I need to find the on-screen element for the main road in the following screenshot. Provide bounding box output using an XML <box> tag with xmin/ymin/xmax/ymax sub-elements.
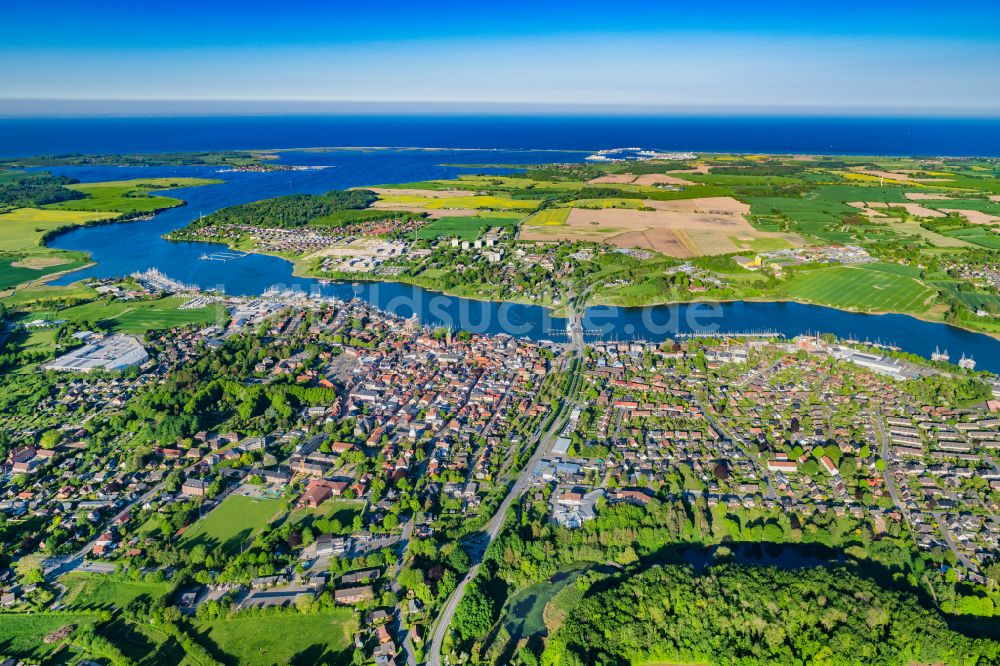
<box><xmin>426</xmin><ymin>312</ymin><xmax>584</xmax><ymax>666</ymax></box>
<box><xmin>874</xmin><ymin>411</ymin><xmax>910</xmax><ymax>524</ymax></box>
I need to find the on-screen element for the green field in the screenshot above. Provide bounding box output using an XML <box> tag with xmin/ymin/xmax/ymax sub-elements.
<box><xmin>732</xmin><ymin>236</ymin><xmax>794</xmax><ymax>252</ymax></box>
<box><xmin>0</xmin><ymin>207</ymin><xmax>118</xmax><ymax>253</ymax></box>
<box><xmin>46</xmin><ymin>178</ymin><xmax>221</xmax><ymax>214</ymax></box>
<box><xmin>30</xmin><ymin>296</ymin><xmax>223</xmax><ymax>333</ymax></box>
<box><xmin>180</xmin><ymin>494</ymin><xmax>286</xmax><ymax>554</ymax></box>
<box><xmin>193</xmin><ymin>610</ymin><xmax>356</xmax><ymax>665</ymax></box>
<box><xmin>0</xmin><ymin>612</ymin><xmax>100</xmax><ymax>661</ymax></box>
<box><xmin>944</xmin><ymin>227</ymin><xmax>1000</xmax><ymax>249</ymax></box>
<box><xmin>780</xmin><ymin>263</ymin><xmax>936</xmax><ymax>313</ymax></box>
<box><xmin>60</xmin><ymin>573</ymin><xmax>171</xmax><ymax>611</ymax></box>
<box><xmin>416</xmin><ymin>214</ymin><xmax>521</xmax><ymax>240</ymax></box>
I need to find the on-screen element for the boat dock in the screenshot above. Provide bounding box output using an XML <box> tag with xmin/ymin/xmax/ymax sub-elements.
<box><xmin>200</xmin><ymin>251</ymin><xmax>249</xmax><ymax>262</ymax></box>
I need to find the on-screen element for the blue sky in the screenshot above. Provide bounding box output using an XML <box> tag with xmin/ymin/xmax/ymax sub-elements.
<box><xmin>3</xmin><ymin>0</ymin><xmax>1000</xmax><ymax>115</ymax></box>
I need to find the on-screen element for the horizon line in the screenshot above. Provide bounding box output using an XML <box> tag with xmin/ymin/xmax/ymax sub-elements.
<box><xmin>1</xmin><ymin>99</ymin><xmax>999</xmax><ymax>120</ymax></box>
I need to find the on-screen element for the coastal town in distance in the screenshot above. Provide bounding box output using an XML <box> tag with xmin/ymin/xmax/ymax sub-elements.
<box><xmin>2</xmin><ymin>142</ymin><xmax>1000</xmax><ymax>666</ymax></box>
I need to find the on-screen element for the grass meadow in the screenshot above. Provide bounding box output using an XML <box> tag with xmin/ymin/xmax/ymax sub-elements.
<box><xmin>46</xmin><ymin>178</ymin><xmax>220</xmax><ymax>215</ymax></box>
<box><xmin>193</xmin><ymin>609</ymin><xmax>357</xmax><ymax>665</ymax></box>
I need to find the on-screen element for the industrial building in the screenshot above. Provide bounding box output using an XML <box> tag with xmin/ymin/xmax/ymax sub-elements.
<box><xmin>44</xmin><ymin>333</ymin><xmax>149</xmax><ymax>373</ymax></box>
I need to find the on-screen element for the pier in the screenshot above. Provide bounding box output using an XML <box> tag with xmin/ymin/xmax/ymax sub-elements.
<box><xmin>200</xmin><ymin>251</ymin><xmax>249</xmax><ymax>262</ymax></box>
<box><xmin>675</xmin><ymin>330</ymin><xmax>783</xmax><ymax>340</ymax></box>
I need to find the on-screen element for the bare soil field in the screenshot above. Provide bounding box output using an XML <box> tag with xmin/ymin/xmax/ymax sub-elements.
<box><xmin>669</xmin><ymin>164</ymin><xmax>712</xmax><ymax>174</ymax></box>
<box><xmin>586</xmin><ymin>174</ymin><xmax>636</xmax><ymax>185</ymax></box>
<box><xmin>10</xmin><ymin>256</ymin><xmax>70</xmax><ymax>269</ymax></box>
<box><xmin>847</xmin><ymin>202</ymin><xmax>891</xmax><ymax>219</ymax></box>
<box><xmin>940</xmin><ymin>209</ymin><xmax>1000</xmax><ymax>225</ymax></box>
<box><xmin>520</xmin><ymin>198</ymin><xmax>799</xmax><ymax>258</ymax></box>
<box><xmin>642</xmin><ymin>196</ymin><xmax>751</xmax><ymax>215</ymax></box>
<box><xmin>905</xmin><ymin>192</ymin><xmax>953</xmax><ymax>201</ymax></box>
<box><xmin>866</xmin><ymin>202</ymin><xmax>946</xmax><ymax>218</ymax></box>
<box><xmin>632</xmin><ymin>173</ymin><xmax>698</xmax><ymax>186</ymax></box>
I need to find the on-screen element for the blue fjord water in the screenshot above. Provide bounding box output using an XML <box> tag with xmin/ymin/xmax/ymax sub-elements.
<box><xmin>0</xmin><ymin>114</ymin><xmax>992</xmax><ymax>370</ymax></box>
<box><xmin>3</xmin><ymin>115</ymin><xmax>1000</xmax><ymax>157</ymax></box>
<box><xmin>36</xmin><ymin>147</ymin><xmax>1000</xmax><ymax>371</ymax></box>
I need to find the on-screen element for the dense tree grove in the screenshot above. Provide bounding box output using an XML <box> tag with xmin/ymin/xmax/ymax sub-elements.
<box><xmin>0</xmin><ymin>171</ymin><xmax>85</xmax><ymax>208</ymax></box>
<box><xmin>543</xmin><ymin>564</ymin><xmax>999</xmax><ymax>666</ymax></box>
<box><xmin>189</xmin><ymin>189</ymin><xmax>377</xmax><ymax>229</ymax></box>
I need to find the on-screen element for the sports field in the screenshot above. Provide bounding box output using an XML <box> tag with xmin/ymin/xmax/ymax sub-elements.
<box><xmin>780</xmin><ymin>264</ymin><xmax>936</xmax><ymax>313</ymax></box>
<box><xmin>194</xmin><ymin>609</ymin><xmax>357</xmax><ymax>665</ymax></box>
<box><xmin>31</xmin><ymin>296</ymin><xmax>222</xmax><ymax>333</ymax></box>
<box><xmin>180</xmin><ymin>493</ymin><xmax>286</xmax><ymax>554</ymax></box>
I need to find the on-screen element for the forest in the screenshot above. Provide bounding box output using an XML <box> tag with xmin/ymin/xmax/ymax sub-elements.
<box><xmin>188</xmin><ymin>189</ymin><xmax>377</xmax><ymax>229</ymax></box>
<box><xmin>0</xmin><ymin>171</ymin><xmax>85</xmax><ymax>208</ymax></box>
<box><xmin>543</xmin><ymin>563</ymin><xmax>998</xmax><ymax>665</ymax></box>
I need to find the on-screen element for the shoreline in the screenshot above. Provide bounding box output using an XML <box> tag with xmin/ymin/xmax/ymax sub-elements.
<box><xmin>156</xmin><ymin>232</ymin><xmax>1000</xmax><ymax>345</ymax></box>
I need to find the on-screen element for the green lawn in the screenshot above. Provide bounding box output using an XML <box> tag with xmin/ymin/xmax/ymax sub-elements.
<box><xmin>0</xmin><ymin>612</ymin><xmax>100</xmax><ymax>662</ymax></box>
<box><xmin>780</xmin><ymin>264</ymin><xmax>936</xmax><ymax>313</ymax></box>
<box><xmin>59</xmin><ymin>573</ymin><xmax>171</xmax><ymax>612</ymax></box>
<box><xmin>46</xmin><ymin>178</ymin><xmax>221</xmax><ymax>215</ymax></box>
<box><xmin>416</xmin><ymin>214</ymin><xmax>520</xmax><ymax>240</ymax></box>
<box><xmin>180</xmin><ymin>494</ymin><xmax>286</xmax><ymax>554</ymax></box>
<box><xmin>193</xmin><ymin>609</ymin><xmax>357</xmax><ymax>666</ymax></box>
